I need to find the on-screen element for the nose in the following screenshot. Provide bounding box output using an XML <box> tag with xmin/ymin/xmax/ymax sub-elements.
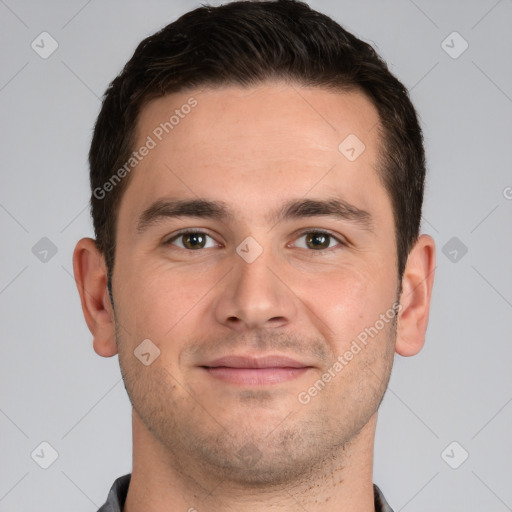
<box><xmin>213</xmin><ymin>242</ymin><xmax>298</xmax><ymax>332</ymax></box>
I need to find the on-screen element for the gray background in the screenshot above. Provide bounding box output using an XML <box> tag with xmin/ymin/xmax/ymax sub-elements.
<box><xmin>1</xmin><ymin>0</ymin><xmax>511</xmax><ymax>510</ymax></box>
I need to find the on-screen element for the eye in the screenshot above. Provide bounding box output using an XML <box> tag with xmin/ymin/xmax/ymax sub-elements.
<box><xmin>165</xmin><ymin>230</ymin><xmax>218</xmax><ymax>250</ymax></box>
<box><xmin>292</xmin><ymin>230</ymin><xmax>345</xmax><ymax>251</ymax></box>
<box><xmin>164</xmin><ymin>229</ymin><xmax>346</xmax><ymax>252</ymax></box>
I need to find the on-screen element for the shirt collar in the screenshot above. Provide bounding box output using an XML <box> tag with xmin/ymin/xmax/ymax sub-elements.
<box><xmin>97</xmin><ymin>474</ymin><xmax>394</xmax><ymax>512</ymax></box>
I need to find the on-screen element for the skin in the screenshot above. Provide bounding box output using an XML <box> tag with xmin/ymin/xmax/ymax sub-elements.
<box><xmin>73</xmin><ymin>82</ymin><xmax>435</xmax><ymax>512</ymax></box>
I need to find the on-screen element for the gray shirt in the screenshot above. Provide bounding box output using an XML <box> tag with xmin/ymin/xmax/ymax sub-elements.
<box><xmin>97</xmin><ymin>473</ymin><xmax>394</xmax><ymax>511</ymax></box>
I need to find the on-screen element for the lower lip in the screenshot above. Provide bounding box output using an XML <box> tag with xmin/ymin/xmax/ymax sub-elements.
<box><xmin>203</xmin><ymin>367</ymin><xmax>310</xmax><ymax>385</ymax></box>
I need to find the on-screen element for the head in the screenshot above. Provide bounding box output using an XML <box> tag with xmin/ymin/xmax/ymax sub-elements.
<box><xmin>90</xmin><ymin>0</ymin><xmax>425</xmax><ymax>290</ymax></box>
<box><xmin>74</xmin><ymin>0</ymin><xmax>435</xmax><ymax>487</ymax></box>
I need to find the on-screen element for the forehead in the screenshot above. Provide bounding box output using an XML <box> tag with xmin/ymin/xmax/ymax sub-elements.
<box><xmin>137</xmin><ymin>82</ymin><xmax>380</xmax><ymax>156</ymax></box>
<box><xmin>118</xmin><ymin>82</ymin><xmax>388</xmax><ymax>229</ymax></box>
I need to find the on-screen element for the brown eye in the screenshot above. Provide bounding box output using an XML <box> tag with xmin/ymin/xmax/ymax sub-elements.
<box><xmin>293</xmin><ymin>231</ymin><xmax>343</xmax><ymax>251</ymax></box>
<box><xmin>166</xmin><ymin>231</ymin><xmax>216</xmax><ymax>250</ymax></box>
<box><xmin>182</xmin><ymin>232</ymin><xmax>207</xmax><ymax>249</ymax></box>
<box><xmin>305</xmin><ymin>232</ymin><xmax>330</xmax><ymax>250</ymax></box>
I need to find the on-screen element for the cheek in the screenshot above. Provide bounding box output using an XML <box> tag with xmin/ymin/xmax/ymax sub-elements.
<box><xmin>118</xmin><ymin>260</ymin><xmax>219</xmax><ymax>346</ymax></box>
<box><xmin>299</xmin><ymin>262</ymin><xmax>396</xmax><ymax>349</ymax></box>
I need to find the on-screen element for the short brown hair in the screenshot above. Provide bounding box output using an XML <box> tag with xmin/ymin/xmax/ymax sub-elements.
<box><xmin>89</xmin><ymin>0</ymin><xmax>426</xmax><ymax>297</ymax></box>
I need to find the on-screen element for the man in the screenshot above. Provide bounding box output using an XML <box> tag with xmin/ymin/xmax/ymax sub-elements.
<box><xmin>73</xmin><ymin>1</ymin><xmax>435</xmax><ymax>510</ymax></box>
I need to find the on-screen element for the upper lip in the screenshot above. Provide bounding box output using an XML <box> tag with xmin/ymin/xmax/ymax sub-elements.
<box><xmin>201</xmin><ymin>355</ymin><xmax>311</xmax><ymax>369</ymax></box>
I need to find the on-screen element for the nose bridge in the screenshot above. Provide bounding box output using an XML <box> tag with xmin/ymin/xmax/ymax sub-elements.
<box><xmin>214</xmin><ymin>235</ymin><xmax>296</xmax><ymax>330</ymax></box>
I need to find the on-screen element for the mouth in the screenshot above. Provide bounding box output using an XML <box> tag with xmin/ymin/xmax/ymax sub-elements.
<box><xmin>200</xmin><ymin>355</ymin><xmax>314</xmax><ymax>386</ymax></box>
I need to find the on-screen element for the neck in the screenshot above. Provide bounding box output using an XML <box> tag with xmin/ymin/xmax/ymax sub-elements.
<box><xmin>124</xmin><ymin>409</ymin><xmax>377</xmax><ymax>512</ymax></box>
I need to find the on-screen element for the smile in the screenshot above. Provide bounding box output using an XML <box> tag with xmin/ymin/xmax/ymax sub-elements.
<box><xmin>200</xmin><ymin>355</ymin><xmax>314</xmax><ymax>385</ymax></box>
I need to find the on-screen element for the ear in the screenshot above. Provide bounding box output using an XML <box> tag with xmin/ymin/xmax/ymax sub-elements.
<box><xmin>395</xmin><ymin>234</ymin><xmax>436</xmax><ymax>357</ymax></box>
<box><xmin>72</xmin><ymin>237</ymin><xmax>118</xmax><ymax>357</ymax></box>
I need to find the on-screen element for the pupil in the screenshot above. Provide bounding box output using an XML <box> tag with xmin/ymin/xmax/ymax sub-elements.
<box><xmin>307</xmin><ymin>233</ymin><xmax>328</xmax><ymax>249</ymax></box>
<box><xmin>185</xmin><ymin>233</ymin><xmax>204</xmax><ymax>249</ymax></box>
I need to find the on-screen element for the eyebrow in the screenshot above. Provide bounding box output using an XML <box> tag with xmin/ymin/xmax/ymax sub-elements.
<box><xmin>136</xmin><ymin>197</ymin><xmax>373</xmax><ymax>234</ymax></box>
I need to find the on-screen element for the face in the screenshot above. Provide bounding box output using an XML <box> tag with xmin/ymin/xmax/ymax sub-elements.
<box><xmin>112</xmin><ymin>83</ymin><xmax>399</xmax><ymax>484</ymax></box>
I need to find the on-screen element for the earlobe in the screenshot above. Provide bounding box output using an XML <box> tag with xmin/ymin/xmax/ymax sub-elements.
<box><xmin>72</xmin><ymin>237</ymin><xmax>118</xmax><ymax>357</ymax></box>
<box><xmin>395</xmin><ymin>234</ymin><xmax>436</xmax><ymax>357</ymax></box>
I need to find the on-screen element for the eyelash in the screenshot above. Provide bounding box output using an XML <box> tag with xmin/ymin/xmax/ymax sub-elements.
<box><xmin>164</xmin><ymin>228</ymin><xmax>347</xmax><ymax>253</ymax></box>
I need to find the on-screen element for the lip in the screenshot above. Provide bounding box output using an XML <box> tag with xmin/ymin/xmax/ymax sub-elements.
<box><xmin>200</xmin><ymin>355</ymin><xmax>313</xmax><ymax>386</ymax></box>
<box><xmin>203</xmin><ymin>355</ymin><xmax>309</xmax><ymax>369</ymax></box>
